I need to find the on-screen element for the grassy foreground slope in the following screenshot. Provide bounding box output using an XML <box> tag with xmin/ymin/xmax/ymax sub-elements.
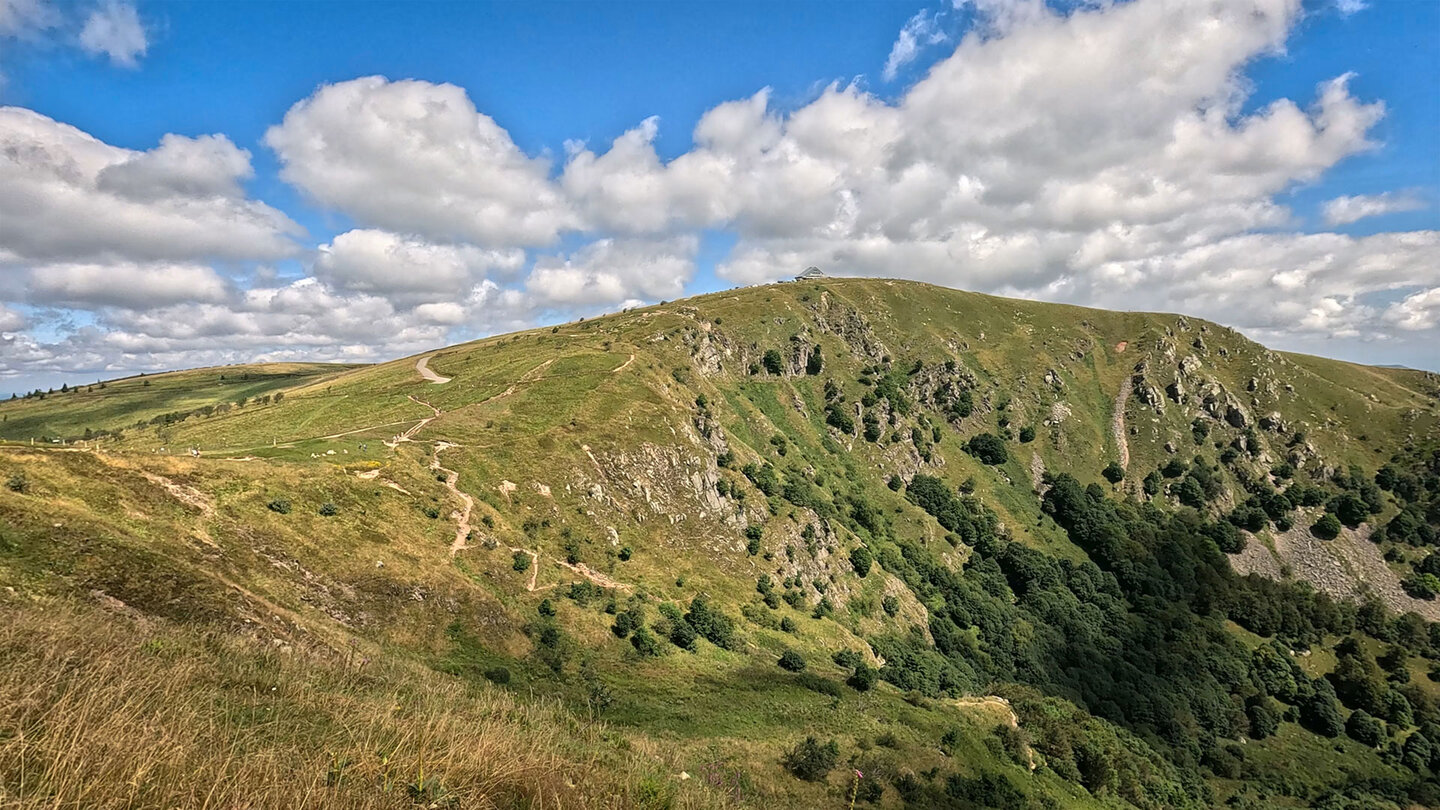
<box><xmin>2</xmin><ymin>278</ymin><xmax>1439</xmax><ymax>809</ymax></box>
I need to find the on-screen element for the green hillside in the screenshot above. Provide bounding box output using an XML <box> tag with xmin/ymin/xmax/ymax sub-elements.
<box><xmin>3</xmin><ymin>278</ymin><xmax>1439</xmax><ymax>809</ymax></box>
<box><xmin>0</xmin><ymin>362</ymin><xmax>358</xmax><ymax>445</ymax></box>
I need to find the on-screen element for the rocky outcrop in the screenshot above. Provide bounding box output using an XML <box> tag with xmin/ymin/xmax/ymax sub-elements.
<box><xmin>809</xmin><ymin>293</ymin><xmax>888</xmax><ymax>363</ymax></box>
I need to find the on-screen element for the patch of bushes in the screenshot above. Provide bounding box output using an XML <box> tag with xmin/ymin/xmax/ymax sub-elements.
<box><xmin>850</xmin><ymin>546</ymin><xmax>873</xmax><ymax>577</ymax></box>
<box><xmin>1312</xmin><ymin>513</ymin><xmax>1342</xmax><ymax>540</ymax></box>
<box><xmin>684</xmin><ymin>595</ymin><xmax>738</xmax><ymax>650</ymax></box>
<box><xmin>966</xmin><ymin>433</ymin><xmax>1008</xmax><ymax>465</ymax></box>
<box><xmin>778</xmin><ymin>650</ymin><xmax>806</xmax><ymax>672</ymax></box>
<box><xmin>266</xmin><ymin>498</ymin><xmax>291</xmax><ymax>515</ymax></box>
<box><xmin>762</xmin><ymin>349</ymin><xmax>784</xmax><ymax>375</ymax></box>
<box><xmin>630</xmin><ymin>626</ymin><xmax>663</xmax><ymax>657</ymax></box>
<box><xmin>783</xmin><ymin>737</ymin><xmax>839</xmax><ymax>782</ymax></box>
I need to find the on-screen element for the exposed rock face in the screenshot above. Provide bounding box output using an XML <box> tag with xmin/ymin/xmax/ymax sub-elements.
<box><xmin>809</xmin><ymin>293</ymin><xmax>888</xmax><ymax>363</ymax></box>
<box><xmin>1046</xmin><ymin>401</ymin><xmax>1072</xmax><ymax>425</ymax></box>
<box><xmin>1229</xmin><ymin>517</ymin><xmax>1440</xmax><ymax>622</ymax></box>
<box><xmin>1259</xmin><ymin>412</ymin><xmax>1288</xmax><ymax>434</ymax></box>
<box><xmin>1165</xmin><ymin>379</ymin><xmax>1186</xmax><ymax>404</ymax></box>
<box><xmin>1224</xmin><ymin>402</ymin><xmax>1249</xmax><ymax>429</ymax></box>
<box><xmin>685</xmin><ymin>327</ymin><xmax>732</xmax><ymax>377</ymax></box>
<box><xmin>1132</xmin><ymin>373</ymin><xmax>1164</xmax><ymax>414</ymax></box>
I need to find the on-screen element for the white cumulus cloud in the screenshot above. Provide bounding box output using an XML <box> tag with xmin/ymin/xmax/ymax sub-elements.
<box><xmin>1322</xmin><ymin>191</ymin><xmax>1425</xmax><ymax>225</ymax></box>
<box><xmin>884</xmin><ymin>9</ymin><xmax>947</xmax><ymax>81</ymax></box>
<box><xmin>315</xmin><ymin>229</ymin><xmax>524</xmax><ymax>297</ymax></box>
<box><xmin>78</xmin><ymin>0</ymin><xmax>147</xmax><ymax>67</ymax></box>
<box><xmin>0</xmin><ymin>108</ymin><xmax>302</xmax><ymax>264</ymax></box>
<box><xmin>265</xmin><ymin>77</ymin><xmax>575</xmax><ymax>247</ymax></box>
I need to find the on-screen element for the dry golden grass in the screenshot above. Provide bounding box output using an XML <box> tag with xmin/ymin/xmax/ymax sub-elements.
<box><xmin>0</xmin><ymin>600</ymin><xmax>724</xmax><ymax>810</ymax></box>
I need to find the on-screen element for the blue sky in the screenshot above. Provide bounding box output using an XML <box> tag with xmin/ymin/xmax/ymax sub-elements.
<box><xmin>0</xmin><ymin>0</ymin><xmax>1437</xmax><ymax>395</ymax></box>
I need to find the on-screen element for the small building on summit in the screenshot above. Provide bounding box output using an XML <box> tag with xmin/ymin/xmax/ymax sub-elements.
<box><xmin>794</xmin><ymin>266</ymin><xmax>826</xmax><ymax>281</ymax></box>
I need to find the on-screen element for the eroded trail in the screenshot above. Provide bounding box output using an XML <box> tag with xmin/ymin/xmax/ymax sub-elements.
<box><xmin>385</xmin><ymin>397</ymin><xmax>441</xmax><ymax>447</ymax></box>
<box><xmin>430</xmin><ymin>439</ymin><xmax>628</xmax><ymax>593</ymax></box>
<box><xmin>431</xmin><ymin>442</ymin><xmax>473</xmax><ymax>556</ymax></box>
<box><xmin>1111</xmin><ymin>375</ymin><xmax>1131</xmax><ymax>470</ymax></box>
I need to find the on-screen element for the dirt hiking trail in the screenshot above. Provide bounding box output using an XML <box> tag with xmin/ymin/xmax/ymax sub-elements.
<box><xmin>416</xmin><ymin>355</ymin><xmax>452</xmax><ymax>384</ymax></box>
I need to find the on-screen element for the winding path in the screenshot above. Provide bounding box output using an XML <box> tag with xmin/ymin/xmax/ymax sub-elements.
<box><xmin>384</xmin><ymin>396</ymin><xmax>441</xmax><ymax>447</ymax></box>
<box><xmin>424</xmin><ymin>425</ymin><xmax>624</xmax><ymax>593</ymax></box>
<box><xmin>431</xmin><ymin>442</ymin><xmax>473</xmax><ymax>556</ymax></box>
<box><xmin>416</xmin><ymin>355</ymin><xmax>451</xmax><ymax>384</ymax></box>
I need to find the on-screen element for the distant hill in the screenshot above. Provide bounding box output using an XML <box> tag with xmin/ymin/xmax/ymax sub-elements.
<box><xmin>3</xmin><ymin>278</ymin><xmax>1439</xmax><ymax>808</ymax></box>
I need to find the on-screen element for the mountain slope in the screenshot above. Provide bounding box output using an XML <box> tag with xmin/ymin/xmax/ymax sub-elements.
<box><xmin>3</xmin><ymin>278</ymin><xmax>1439</xmax><ymax>808</ymax></box>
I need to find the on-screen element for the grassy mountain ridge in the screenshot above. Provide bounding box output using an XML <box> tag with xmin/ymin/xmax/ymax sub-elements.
<box><xmin>3</xmin><ymin>278</ymin><xmax>1439</xmax><ymax>808</ymax></box>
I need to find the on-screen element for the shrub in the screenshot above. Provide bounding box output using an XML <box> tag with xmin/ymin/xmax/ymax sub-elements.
<box><xmin>1404</xmin><ymin>573</ymin><xmax>1440</xmax><ymax>600</ymax></box>
<box><xmin>1312</xmin><ymin>513</ymin><xmax>1343</xmax><ymax>540</ymax></box>
<box><xmin>848</xmin><ymin>662</ymin><xmax>879</xmax><ymax>692</ymax></box>
<box><xmin>1301</xmin><ymin>681</ymin><xmax>1345</xmax><ymax>737</ymax></box>
<box><xmin>482</xmin><ymin>666</ymin><xmax>511</xmax><ymax>685</ymax></box>
<box><xmin>825</xmin><ymin>402</ymin><xmax>856</xmax><ymax>434</ymax></box>
<box><xmin>1142</xmin><ymin>471</ymin><xmax>1162</xmax><ymax>496</ymax></box>
<box><xmin>1102</xmin><ymin>462</ymin><xmax>1125</xmax><ymax>484</ymax></box>
<box><xmin>668</xmin><ymin>620</ymin><xmax>697</xmax><ymax>651</ymax></box>
<box><xmin>618</xmin><ymin>546</ymin><xmax>632</xmax><ymax>561</ymax></box>
<box><xmin>318</xmin><ymin>502</ymin><xmax>338</xmax><ymax>517</ymax></box>
<box><xmin>685</xmin><ymin>595</ymin><xmax>738</xmax><ymax>650</ymax></box>
<box><xmin>1328</xmin><ymin>492</ymin><xmax>1370</xmax><ymax>528</ymax></box>
<box><xmin>780</xmin><ymin>616</ymin><xmax>797</xmax><ymax>633</ymax></box>
<box><xmin>783</xmin><ymin>737</ymin><xmax>839</xmax><ymax>782</ymax></box>
<box><xmin>850</xmin><ymin>546</ymin><xmax>873</xmax><ymax>577</ymax></box>
<box><xmin>882</xmin><ymin>595</ymin><xmax>900</xmax><ymax>617</ymax></box>
<box><xmin>806</xmin><ymin>346</ymin><xmax>823</xmax><ymax>375</ymax></box>
<box><xmin>778</xmin><ymin>650</ymin><xmax>807</xmax><ymax>672</ymax></box>
<box><xmin>538</xmin><ymin>599</ymin><xmax>557</xmax><ymax>617</ymax></box>
<box><xmin>630</xmin><ymin>626</ymin><xmax>663</xmax><ymax>657</ymax></box>
<box><xmin>949</xmin><ymin>389</ymin><xmax>974</xmax><ymax>420</ymax></box>
<box><xmin>1246</xmin><ymin>698</ymin><xmax>1279</xmax><ymax>739</ymax></box>
<box><xmin>512</xmin><ymin>551</ymin><xmax>532</xmax><ymax>571</ymax></box>
<box><xmin>5</xmin><ymin>474</ymin><xmax>26</xmax><ymax>493</ymax></box>
<box><xmin>762</xmin><ymin>350</ymin><xmax>784</xmax><ymax>375</ymax></box>
<box><xmin>1346</xmin><ymin>709</ymin><xmax>1385</xmax><ymax>747</ymax></box>
<box><xmin>611</xmin><ymin>612</ymin><xmax>634</xmax><ymax>638</ymax></box>
<box><xmin>1018</xmin><ymin>426</ymin><xmax>1036</xmax><ymax>443</ymax></box>
<box><xmin>266</xmin><ymin>498</ymin><xmax>291</xmax><ymax>515</ymax></box>
<box><xmin>966</xmin><ymin>433</ymin><xmax>1008</xmax><ymax>465</ymax></box>
<box><xmin>946</xmin><ymin>773</ymin><xmax>1025</xmax><ymax>810</ymax></box>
